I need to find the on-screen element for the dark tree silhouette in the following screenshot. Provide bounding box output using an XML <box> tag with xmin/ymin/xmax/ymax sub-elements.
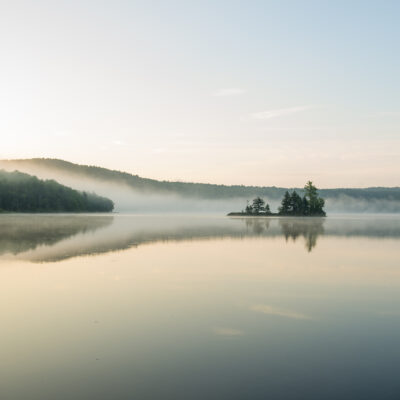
<box><xmin>0</xmin><ymin>170</ymin><xmax>114</xmax><ymax>213</ymax></box>
<box><xmin>289</xmin><ymin>191</ymin><xmax>303</xmax><ymax>215</ymax></box>
<box><xmin>279</xmin><ymin>191</ymin><xmax>291</xmax><ymax>214</ymax></box>
<box><xmin>304</xmin><ymin>181</ymin><xmax>325</xmax><ymax>216</ymax></box>
<box><xmin>252</xmin><ymin>197</ymin><xmax>265</xmax><ymax>214</ymax></box>
<box><xmin>278</xmin><ymin>182</ymin><xmax>325</xmax><ymax>216</ymax></box>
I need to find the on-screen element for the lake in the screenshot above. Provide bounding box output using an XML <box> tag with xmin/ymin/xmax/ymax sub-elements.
<box><xmin>1</xmin><ymin>214</ymin><xmax>400</xmax><ymax>400</ymax></box>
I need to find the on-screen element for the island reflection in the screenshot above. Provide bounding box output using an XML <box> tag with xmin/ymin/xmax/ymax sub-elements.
<box><xmin>0</xmin><ymin>214</ymin><xmax>399</xmax><ymax>263</ymax></box>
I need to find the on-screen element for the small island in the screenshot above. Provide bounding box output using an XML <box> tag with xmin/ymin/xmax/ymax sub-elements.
<box><xmin>228</xmin><ymin>181</ymin><xmax>326</xmax><ymax>217</ymax></box>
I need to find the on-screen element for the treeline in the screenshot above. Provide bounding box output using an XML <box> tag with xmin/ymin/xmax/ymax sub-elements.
<box><xmin>0</xmin><ymin>170</ymin><xmax>114</xmax><ymax>212</ymax></box>
<box><xmin>278</xmin><ymin>181</ymin><xmax>325</xmax><ymax>216</ymax></box>
<box><xmin>238</xmin><ymin>182</ymin><xmax>326</xmax><ymax>216</ymax></box>
<box><xmin>1</xmin><ymin>159</ymin><xmax>400</xmax><ymax>208</ymax></box>
<box><xmin>0</xmin><ymin>159</ymin><xmax>292</xmax><ymax>199</ymax></box>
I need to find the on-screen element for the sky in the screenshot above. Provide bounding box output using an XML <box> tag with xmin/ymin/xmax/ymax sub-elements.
<box><xmin>1</xmin><ymin>0</ymin><xmax>399</xmax><ymax>188</ymax></box>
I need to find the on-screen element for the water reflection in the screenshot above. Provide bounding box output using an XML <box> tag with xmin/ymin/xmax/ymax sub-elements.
<box><xmin>279</xmin><ymin>218</ymin><xmax>324</xmax><ymax>252</ymax></box>
<box><xmin>0</xmin><ymin>214</ymin><xmax>399</xmax><ymax>263</ymax></box>
<box><xmin>243</xmin><ymin>217</ymin><xmax>325</xmax><ymax>251</ymax></box>
<box><xmin>0</xmin><ymin>215</ymin><xmax>113</xmax><ymax>256</ymax></box>
<box><xmin>1</xmin><ymin>215</ymin><xmax>400</xmax><ymax>400</ymax></box>
<box><xmin>244</xmin><ymin>217</ymin><xmax>271</xmax><ymax>234</ymax></box>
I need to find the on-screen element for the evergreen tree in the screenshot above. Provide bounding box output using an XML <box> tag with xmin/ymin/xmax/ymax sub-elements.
<box><xmin>251</xmin><ymin>197</ymin><xmax>265</xmax><ymax>214</ymax></box>
<box><xmin>245</xmin><ymin>200</ymin><xmax>253</xmax><ymax>214</ymax></box>
<box><xmin>290</xmin><ymin>191</ymin><xmax>303</xmax><ymax>215</ymax></box>
<box><xmin>302</xmin><ymin>196</ymin><xmax>309</xmax><ymax>215</ymax></box>
<box><xmin>0</xmin><ymin>170</ymin><xmax>114</xmax><ymax>213</ymax></box>
<box><xmin>304</xmin><ymin>181</ymin><xmax>326</xmax><ymax>216</ymax></box>
<box><xmin>235</xmin><ymin>181</ymin><xmax>326</xmax><ymax>217</ymax></box>
<box><xmin>278</xmin><ymin>191</ymin><xmax>291</xmax><ymax>215</ymax></box>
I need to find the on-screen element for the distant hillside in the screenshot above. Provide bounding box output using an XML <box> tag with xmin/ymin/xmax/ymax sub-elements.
<box><xmin>0</xmin><ymin>158</ymin><xmax>399</xmax><ymax>213</ymax></box>
<box><xmin>0</xmin><ymin>158</ymin><xmax>288</xmax><ymax>199</ymax></box>
<box><xmin>0</xmin><ymin>169</ymin><xmax>114</xmax><ymax>213</ymax></box>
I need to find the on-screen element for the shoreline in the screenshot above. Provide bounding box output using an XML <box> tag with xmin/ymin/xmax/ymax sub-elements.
<box><xmin>227</xmin><ymin>212</ymin><xmax>326</xmax><ymax>217</ymax></box>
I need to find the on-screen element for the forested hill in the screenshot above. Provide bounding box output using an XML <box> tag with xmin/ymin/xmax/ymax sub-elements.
<box><xmin>1</xmin><ymin>158</ymin><xmax>399</xmax><ymax>200</ymax></box>
<box><xmin>0</xmin><ymin>170</ymin><xmax>114</xmax><ymax>212</ymax></box>
<box><xmin>0</xmin><ymin>159</ymin><xmax>400</xmax><ymax>212</ymax></box>
<box><xmin>0</xmin><ymin>158</ymin><xmax>287</xmax><ymax>199</ymax></box>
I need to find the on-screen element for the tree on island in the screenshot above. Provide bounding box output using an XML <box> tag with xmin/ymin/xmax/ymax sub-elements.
<box><xmin>245</xmin><ymin>200</ymin><xmax>253</xmax><ymax>214</ymax></box>
<box><xmin>279</xmin><ymin>190</ymin><xmax>306</xmax><ymax>215</ymax></box>
<box><xmin>278</xmin><ymin>181</ymin><xmax>325</xmax><ymax>216</ymax></box>
<box><xmin>231</xmin><ymin>181</ymin><xmax>326</xmax><ymax>216</ymax></box>
<box><xmin>279</xmin><ymin>191</ymin><xmax>291</xmax><ymax>214</ymax></box>
<box><xmin>252</xmin><ymin>197</ymin><xmax>265</xmax><ymax>214</ymax></box>
<box><xmin>244</xmin><ymin>197</ymin><xmax>272</xmax><ymax>215</ymax></box>
<box><xmin>304</xmin><ymin>180</ymin><xmax>325</xmax><ymax>216</ymax></box>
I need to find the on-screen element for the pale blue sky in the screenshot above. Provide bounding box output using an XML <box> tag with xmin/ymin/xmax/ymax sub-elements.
<box><xmin>1</xmin><ymin>0</ymin><xmax>399</xmax><ymax>187</ymax></box>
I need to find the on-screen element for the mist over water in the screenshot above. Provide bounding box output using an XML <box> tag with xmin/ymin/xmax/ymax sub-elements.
<box><xmin>1</xmin><ymin>161</ymin><xmax>399</xmax><ymax>213</ymax></box>
<box><xmin>0</xmin><ymin>162</ymin><xmax>246</xmax><ymax>213</ymax></box>
<box><xmin>1</xmin><ymin>213</ymin><xmax>400</xmax><ymax>400</ymax></box>
<box><xmin>2</xmin><ymin>0</ymin><xmax>399</xmax><ymax>397</ymax></box>
<box><xmin>325</xmin><ymin>196</ymin><xmax>400</xmax><ymax>214</ymax></box>
<box><xmin>1</xmin><ymin>214</ymin><xmax>399</xmax><ymax>262</ymax></box>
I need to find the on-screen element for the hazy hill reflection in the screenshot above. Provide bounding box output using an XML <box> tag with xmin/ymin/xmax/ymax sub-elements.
<box><xmin>0</xmin><ymin>215</ymin><xmax>113</xmax><ymax>256</ymax></box>
<box><xmin>0</xmin><ymin>214</ymin><xmax>399</xmax><ymax>262</ymax></box>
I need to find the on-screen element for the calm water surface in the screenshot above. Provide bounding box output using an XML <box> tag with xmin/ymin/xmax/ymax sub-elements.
<box><xmin>0</xmin><ymin>214</ymin><xmax>400</xmax><ymax>400</ymax></box>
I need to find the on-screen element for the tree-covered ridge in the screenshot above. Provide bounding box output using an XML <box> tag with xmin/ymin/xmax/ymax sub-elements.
<box><xmin>1</xmin><ymin>159</ymin><xmax>400</xmax><ymax>212</ymax></box>
<box><xmin>0</xmin><ymin>158</ymin><xmax>288</xmax><ymax>199</ymax></box>
<box><xmin>231</xmin><ymin>182</ymin><xmax>326</xmax><ymax>216</ymax></box>
<box><xmin>0</xmin><ymin>170</ymin><xmax>114</xmax><ymax>212</ymax></box>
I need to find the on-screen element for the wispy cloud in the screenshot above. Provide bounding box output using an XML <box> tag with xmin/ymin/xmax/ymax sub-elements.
<box><xmin>213</xmin><ymin>88</ymin><xmax>244</xmax><ymax>97</ymax></box>
<box><xmin>251</xmin><ymin>304</ymin><xmax>312</xmax><ymax>320</ymax></box>
<box><xmin>251</xmin><ymin>105</ymin><xmax>315</xmax><ymax>120</ymax></box>
<box><xmin>213</xmin><ymin>327</ymin><xmax>244</xmax><ymax>336</ymax></box>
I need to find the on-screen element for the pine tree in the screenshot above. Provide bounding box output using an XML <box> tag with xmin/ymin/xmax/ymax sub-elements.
<box><xmin>302</xmin><ymin>196</ymin><xmax>309</xmax><ymax>215</ymax></box>
<box><xmin>304</xmin><ymin>181</ymin><xmax>326</xmax><ymax>216</ymax></box>
<box><xmin>278</xmin><ymin>191</ymin><xmax>291</xmax><ymax>215</ymax></box>
<box><xmin>290</xmin><ymin>191</ymin><xmax>303</xmax><ymax>215</ymax></box>
<box><xmin>252</xmin><ymin>197</ymin><xmax>265</xmax><ymax>214</ymax></box>
<box><xmin>245</xmin><ymin>200</ymin><xmax>253</xmax><ymax>214</ymax></box>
